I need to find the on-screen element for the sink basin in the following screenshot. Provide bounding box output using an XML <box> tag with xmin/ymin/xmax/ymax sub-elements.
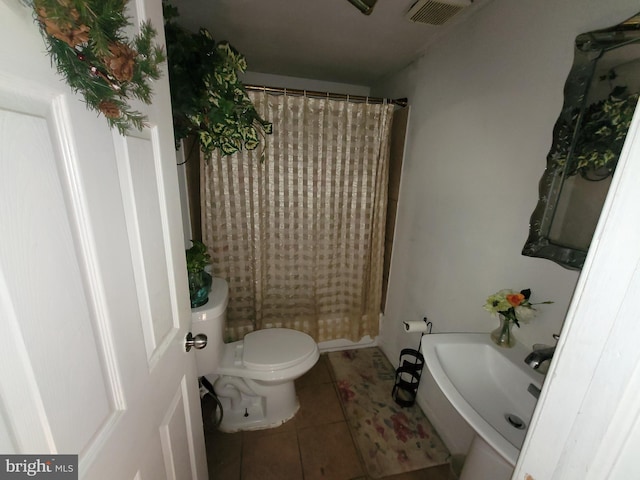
<box><xmin>421</xmin><ymin>333</ymin><xmax>545</xmax><ymax>465</ymax></box>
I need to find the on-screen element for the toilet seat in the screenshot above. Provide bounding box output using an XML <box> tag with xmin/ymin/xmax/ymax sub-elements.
<box><xmin>215</xmin><ymin>328</ymin><xmax>319</xmax><ymax>382</ymax></box>
<box><xmin>243</xmin><ymin>328</ymin><xmax>317</xmax><ymax>371</ymax></box>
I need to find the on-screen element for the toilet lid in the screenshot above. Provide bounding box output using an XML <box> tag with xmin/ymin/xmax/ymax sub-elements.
<box><xmin>243</xmin><ymin>328</ymin><xmax>317</xmax><ymax>371</ymax></box>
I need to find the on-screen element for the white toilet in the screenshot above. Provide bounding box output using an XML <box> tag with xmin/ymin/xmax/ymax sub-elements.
<box><xmin>192</xmin><ymin>277</ymin><xmax>319</xmax><ymax>432</ymax></box>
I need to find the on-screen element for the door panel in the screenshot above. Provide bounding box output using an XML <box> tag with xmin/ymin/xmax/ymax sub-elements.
<box><xmin>114</xmin><ymin>129</ymin><xmax>178</xmax><ymax>363</ymax></box>
<box><xmin>0</xmin><ymin>97</ymin><xmax>118</xmax><ymax>456</ymax></box>
<box><xmin>160</xmin><ymin>377</ymin><xmax>198</xmax><ymax>480</ymax></box>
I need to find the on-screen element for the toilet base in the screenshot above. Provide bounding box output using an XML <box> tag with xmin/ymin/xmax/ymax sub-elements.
<box><xmin>210</xmin><ymin>375</ymin><xmax>301</xmax><ymax>432</ymax></box>
<box><xmin>217</xmin><ymin>399</ymin><xmax>300</xmax><ymax>433</ymax></box>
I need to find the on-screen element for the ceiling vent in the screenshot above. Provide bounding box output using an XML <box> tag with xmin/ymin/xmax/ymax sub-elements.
<box><xmin>406</xmin><ymin>0</ymin><xmax>472</xmax><ymax>25</ymax></box>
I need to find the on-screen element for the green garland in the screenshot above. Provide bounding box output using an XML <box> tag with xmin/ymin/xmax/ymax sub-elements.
<box><xmin>28</xmin><ymin>0</ymin><xmax>165</xmax><ymax>134</ymax></box>
<box><xmin>163</xmin><ymin>3</ymin><xmax>272</xmax><ymax>158</ymax></box>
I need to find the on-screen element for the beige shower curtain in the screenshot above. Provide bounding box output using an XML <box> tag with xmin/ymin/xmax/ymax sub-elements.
<box><xmin>201</xmin><ymin>91</ymin><xmax>394</xmax><ymax>342</ymax></box>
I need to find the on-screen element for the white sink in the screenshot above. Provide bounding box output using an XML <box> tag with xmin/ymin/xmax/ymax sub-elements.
<box><xmin>421</xmin><ymin>333</ymin><xmax>545</xmax><ymax>465</ymax></box>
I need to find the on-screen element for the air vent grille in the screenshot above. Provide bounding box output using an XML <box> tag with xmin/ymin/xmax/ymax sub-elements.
<box><xmin>406</xmin><ymin>0</ymin><xmax>470</xmax><ymax>25</ymax></box>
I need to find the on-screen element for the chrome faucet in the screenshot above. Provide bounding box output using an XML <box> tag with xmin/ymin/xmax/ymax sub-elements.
<box><xmin>524</xmin><ymin>346</ymin><xmax>556</xmax><ymax>369</ymax></box>
<box><xmin>525</xmin><ymin>335</ymin><xmax>559</xmax><ymax>370</ymax></box>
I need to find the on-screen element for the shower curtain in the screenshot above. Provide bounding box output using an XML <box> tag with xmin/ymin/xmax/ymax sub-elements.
<box><xmin>201</xmin><ymin>90</ymin><xmax>394</xmax><ymax>342</ymax></box>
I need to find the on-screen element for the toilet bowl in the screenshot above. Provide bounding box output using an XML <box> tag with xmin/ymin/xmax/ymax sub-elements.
<box><xmin>191</xmin><ymin>277</ymin><xmax>319</xmax><ymax>432</ymax></box>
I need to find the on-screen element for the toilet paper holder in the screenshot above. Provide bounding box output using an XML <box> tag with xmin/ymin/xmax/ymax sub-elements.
<box><xmin>392</xmin><ymin>317</ymin><xmax>432</xmax><ymax>407</ymax></box>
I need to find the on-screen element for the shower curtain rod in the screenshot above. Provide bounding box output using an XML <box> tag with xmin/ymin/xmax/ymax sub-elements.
<box><xmin>244</xmin><ymin>84</ymin><xmax>408</xmax><ymax>107</ymax></box>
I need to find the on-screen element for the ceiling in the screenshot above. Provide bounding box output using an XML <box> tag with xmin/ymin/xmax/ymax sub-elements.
<box><xmin>168</xmin><ymin>0</ymin><xmax>491</xmax><ymax>86</ymax></box>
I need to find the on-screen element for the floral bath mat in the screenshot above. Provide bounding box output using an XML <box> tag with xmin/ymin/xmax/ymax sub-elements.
<box><xmin>327</xmin><ymin>347</ymin><xmax>450</xmax><ymax>478</ymax></box>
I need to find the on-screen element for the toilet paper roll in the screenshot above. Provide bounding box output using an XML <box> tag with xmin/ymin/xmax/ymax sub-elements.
<box><xmin>403</xmin><ymin>321</ymin><xmax>429</xmax><ymax>333</ymax></box>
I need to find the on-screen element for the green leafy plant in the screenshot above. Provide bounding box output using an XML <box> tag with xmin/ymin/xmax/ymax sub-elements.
<box><xmin>186</xmin><ymin>240</ymin><xmax>212</xmax><ymax>307</ymax></box>
<box><xmin>163</xmin><ymin>2</ymin><xmax>272</xmax><ymax>158</ymax></box>
<box><xmin>186</xmin><ymin>240</ymin><xmax>211</xmax><ymax>273</ymax></box>
<box><xmin>29</xmin><ymin>0</ymin><xmax>165</xmax><ymax>134</ymax></box>
<box><xmin>551</xmin><ymin>86</ymin><xmax>639</xmax><ymax>178</ymax></box>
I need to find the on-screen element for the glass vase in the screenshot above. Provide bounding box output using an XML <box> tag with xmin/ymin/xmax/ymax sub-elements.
<box><xmin>189</xmin><ymin>270</ymin><xmax>212</xmax><ymax>308</ymax></box>
<box><xmin>490</xmin><ymin>314</ymin><xmax>516</xmax><ymax>348</ymax></box>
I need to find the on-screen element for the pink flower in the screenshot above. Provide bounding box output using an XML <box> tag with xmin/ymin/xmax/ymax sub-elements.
<box><xmin>391</xmin><ymin>413</ymin><xmax>411</xmax><ymax>442</ymax></box>
<box><xmin>370</xmin><ymin>418</ymin><xmax>386</xmax><ymax>439</ymax></box>
<box><xmin>337</xmin><ymin>380</ymin><xmax>355</xmax><ymax>402</ymax></box>
<box><xmin>397</xmin><ymin>450</ymin><xmax>409</xmax><ymax>463</ymax></box>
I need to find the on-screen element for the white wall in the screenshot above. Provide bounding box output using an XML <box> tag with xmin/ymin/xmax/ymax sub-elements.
<box><xmin>241</xmin><ymin>71</ymin><xmax>371</xmax><ymax>96</ymax></box>
<box><xmin>372</xmin><ymin>0</ymin><xmax>640</xmax><ymax>364</ymax></box>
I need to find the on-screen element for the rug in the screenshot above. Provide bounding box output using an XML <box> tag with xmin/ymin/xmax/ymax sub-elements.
<box><xmin>328</xmin><ymin>347</ymin><xmax>450</xmax><ymax>478</ymax></box>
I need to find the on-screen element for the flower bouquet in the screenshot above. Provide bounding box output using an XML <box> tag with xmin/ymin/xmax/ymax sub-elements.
<box><xmin>484</xmin><ymin>289</ymin><xmax>552</xmax><ymax>347</ymax></box>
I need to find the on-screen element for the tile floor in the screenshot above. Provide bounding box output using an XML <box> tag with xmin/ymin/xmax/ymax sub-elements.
<box><xmin>202</xmin><ymin>353</ymin><xmax>454</xmax><ymax>480</ymax></box>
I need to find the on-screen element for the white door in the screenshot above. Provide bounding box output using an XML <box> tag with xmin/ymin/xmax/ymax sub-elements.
<box><xmin>0</xmin><ymin>1</ymin><xmax>208</xmax><ymax>479</ymax></box>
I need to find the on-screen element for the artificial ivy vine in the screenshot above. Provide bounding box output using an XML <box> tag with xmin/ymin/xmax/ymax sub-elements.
<box><xmin>163</xmin><ymin>3</ymin><xmax>272</xmax><ymax>158</ymax></box>
<box><xmin>28</xmin><ymin>0</ymin><xmax>165</xmax><ymax>134</ymax></box>
<box><xmin>551</xmin><ymin>86</ymin><xmax>639</xmax><ymax>179</ymax></box>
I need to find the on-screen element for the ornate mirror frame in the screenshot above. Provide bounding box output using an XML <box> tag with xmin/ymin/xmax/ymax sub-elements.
<box><xmin>523</xmin><ymin>13</ymin><xmax>640</xmax><ymax>270</ymax></box>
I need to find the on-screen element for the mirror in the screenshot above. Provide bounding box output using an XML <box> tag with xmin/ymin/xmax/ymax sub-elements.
<box><xmin>523</xmin><ymin>13</ymin><xmax>640</xmax><ymax>270</ymax></box>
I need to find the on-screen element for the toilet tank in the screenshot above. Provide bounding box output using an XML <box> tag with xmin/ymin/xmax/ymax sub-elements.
<box><xmin>191</xmin><ymin>277</ymin><xmax>229</xmax><ymax>377</ymax></box>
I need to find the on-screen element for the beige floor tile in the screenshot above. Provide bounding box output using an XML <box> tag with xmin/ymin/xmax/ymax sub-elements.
<box><xmin>298</xmin><ymin>421</ymin><xmax>364</xmax><ymax>480</ymax></box>
<box><xmin>204</xmin><ymin>428</ymin><xmax>242</xmax><ymax>480</ymax></box>
<box><xmin>241</xmin><ymin>430</ymin><xmax>303</xmax><ymax>480</ymax></box>
<box><xmin>296</xmin><ymin>354</ymin><xmax>333</xmax><ymax>388</ymax></box>
<box><xmin>379</xmin><ymin>463</ymin><xmax>453</xmax><ymax>480</ymax></box>
<box><xmin>201</xmin><ymin>348</ymin><xmax>450</xmax><ymax>480</ymax></box>
<box><xmin>242</xmin><ymin>416</ymin><xmax>297</xmax><ymax>440</ymax></box>
<box><xmin>295</xmin><ymin>382</ymin><xmax>345</xmax><ymax>428</ymax></box>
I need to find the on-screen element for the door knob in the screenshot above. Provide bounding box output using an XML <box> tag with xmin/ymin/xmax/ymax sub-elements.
<box><xmin>185</xmin><ymin>332</ymin><xmax>207</xmax><ymax>352</ymax></box>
